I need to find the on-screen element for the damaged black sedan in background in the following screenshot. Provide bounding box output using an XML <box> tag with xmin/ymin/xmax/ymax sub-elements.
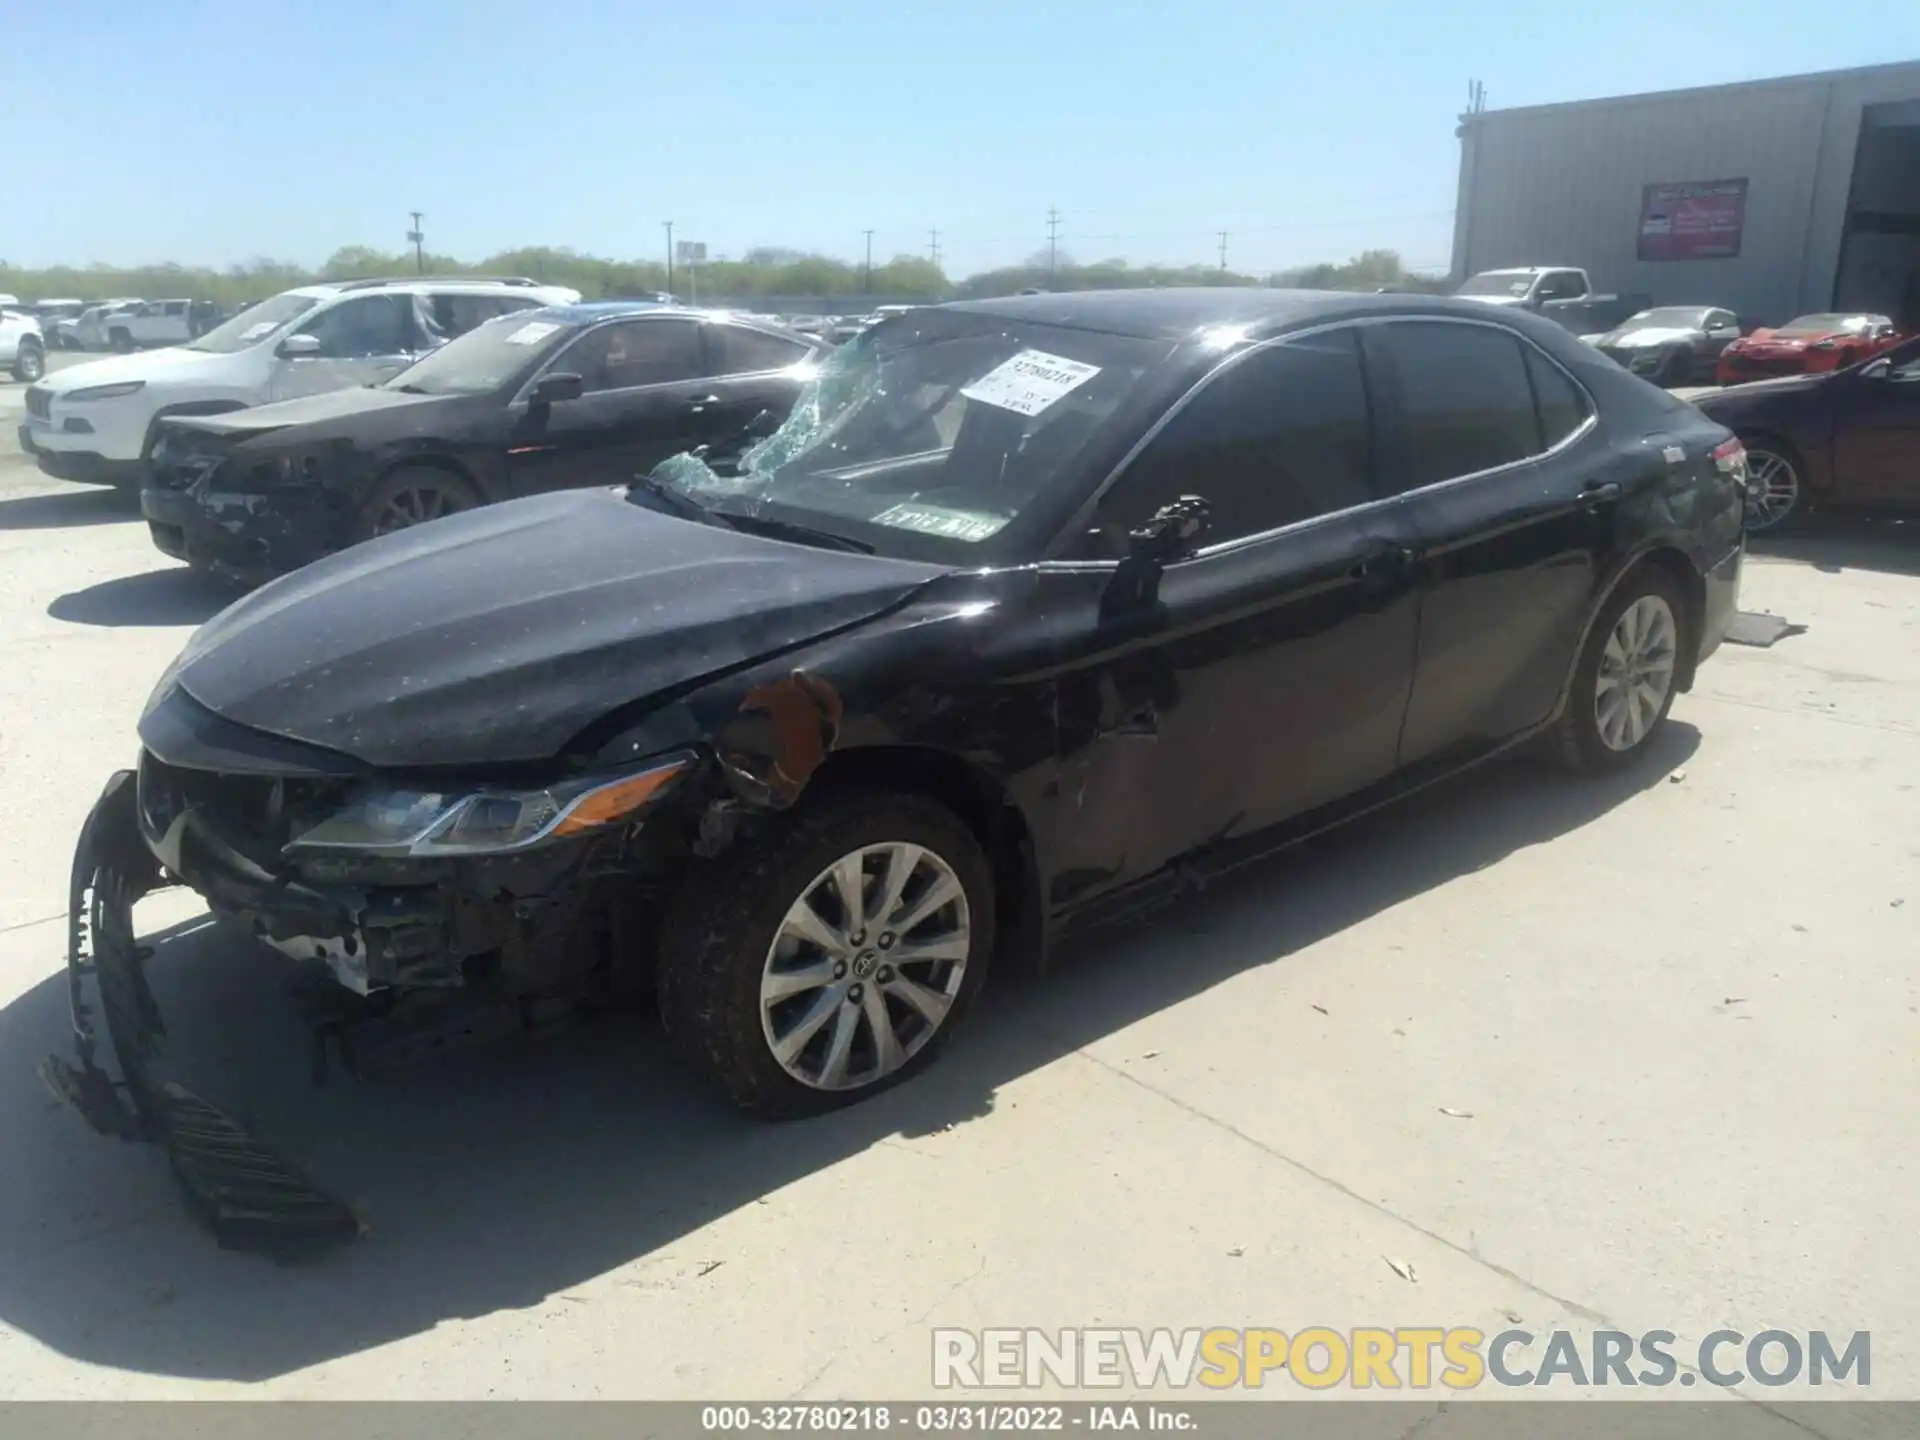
<box><xmin>50</xmin><ymin>290</ymin><xmax>1745</xmax><ymax>1256</ymax></box>
<box><xmin>141</xmin><ymin>302</ymin><xmax>822</xmax><ymax>582</ymax></box>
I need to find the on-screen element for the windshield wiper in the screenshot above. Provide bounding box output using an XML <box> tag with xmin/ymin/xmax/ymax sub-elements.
<box><xmin>629</xmin><ymin>473</ymin><xmax>740</xmax><ymax>530</ymax></box>
<box><xmin>709</xmin><ymin>508</ymin><xmax>874</xmax><ymax>554</ymax></box>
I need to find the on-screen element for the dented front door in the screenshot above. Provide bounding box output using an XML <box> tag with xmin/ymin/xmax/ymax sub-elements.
<box><xmin>1035</xmin><ymin>507</ymin><xmax>1422</xmax><ymax>914</ymax></box>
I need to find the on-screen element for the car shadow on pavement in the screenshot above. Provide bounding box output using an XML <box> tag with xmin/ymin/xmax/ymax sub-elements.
<box><xmin>1748</xmin><ymin>512</ymin><xmax>1919</xmax><ymax>578</ymax></box>
<box><xmin>47</xmin><ymin>568</ymin><xmax>239</xmax><ymax>628</ymax></box>
<box><xmin>0</xmin><ymin>486</ymin><xmax>141</xmax><ymax>531</ymax></box>
<box><xmin>0</xmin><ymin>723</ymin><xmax>1699</xmax><ymax>1383</ymax></box>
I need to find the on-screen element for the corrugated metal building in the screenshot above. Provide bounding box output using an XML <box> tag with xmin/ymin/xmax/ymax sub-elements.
<box><xmin>1451</xmin><ymin>61</ymin><xmax>1920</xmax><ymax>328</ymax></box>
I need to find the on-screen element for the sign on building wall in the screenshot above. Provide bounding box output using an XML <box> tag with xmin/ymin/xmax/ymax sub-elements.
<box><xmin>1637</xmin><ymin>178</ymin><xmax>1749</xmax><ymax>261</ymax></box>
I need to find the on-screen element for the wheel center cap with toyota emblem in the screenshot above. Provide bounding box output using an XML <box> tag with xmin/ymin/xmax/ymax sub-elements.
<box><xmin>852</xmin><ymin>951</ymin><xmax>880</xmax><ymax>980</ymax></box>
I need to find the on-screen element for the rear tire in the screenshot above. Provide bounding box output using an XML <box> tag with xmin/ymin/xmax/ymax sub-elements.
<box><xmin>354</xmin><ymin>465</ymin><xmax>481</xmax><ymax>541</ymax></box>
<box><xmin>657</xmin><ymin>790</ymin><xmax>995</xmax><ymax>1119</ymax></box>
<box><xmin>9</xmin><ymin>338</ymin><xmax>43</xmax><ymax>382</ymax></box>
<box><xmin>109</xmin><ymin>328</ymin><xmax>134</xmax><ymax>354</ymax></box>
<box><xmin>1553</xmin><ymin>567</ymin><xmax>1686</xmax><ymax>776</ymax></box>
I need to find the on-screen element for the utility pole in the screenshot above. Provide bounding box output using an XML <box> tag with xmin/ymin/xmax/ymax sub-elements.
<box><xmin>929</xmin><ymin>228</ymin><xmax>940</xmax><ymax>266</ymax></box>
<box><xmin>663</xmin><ymin>220</ymin><xmax>674</xmax><ymax>297</ymax></box>
<box><xmin>1218</xmin><ymin>231</ymin><xmax>1229</xmax><ymax>273</ymax></box>
<box><xmin>863</xmin><ymin>230</ymin><xmax>875</xmax><ymax>293</ymax></box>
<box><xmin>1047</xmin><ymin>207</ymin><xmax>1060</xmax><ymax>283</ymax></box>
<box><xmin>408</xmin><ymin>212</ymin><xmax>426</xmax><ymax>274</ymax></box>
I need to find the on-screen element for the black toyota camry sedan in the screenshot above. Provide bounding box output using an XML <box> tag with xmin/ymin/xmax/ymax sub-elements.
<box><xmin>140</xmin><ymin>302</ymin><xmax>822</xmax><ymax>581</ymax></box>
<box><xmin>51</xmin><ymin>289</ymin><xmax>1745</xmax><ymax>1254</ymax></box>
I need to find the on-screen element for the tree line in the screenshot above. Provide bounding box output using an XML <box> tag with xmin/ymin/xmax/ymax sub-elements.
<box><xmin>1</xmin><ymin>245</ymin><xmax>1446</xmax><ymax>310</ymax></box>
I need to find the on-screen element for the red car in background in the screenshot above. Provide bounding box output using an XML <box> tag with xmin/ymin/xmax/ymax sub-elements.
<box><xmin>1716</xmin><ymin>312</ymin><xmax>1904</xmax><ymax>384</ymax></box>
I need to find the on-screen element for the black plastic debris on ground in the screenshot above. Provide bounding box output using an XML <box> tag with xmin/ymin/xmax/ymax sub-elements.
<box><xmin>1726</xmin><ymin>611</ymin><xmax>1806</xmax><ymax>648</ymax></box>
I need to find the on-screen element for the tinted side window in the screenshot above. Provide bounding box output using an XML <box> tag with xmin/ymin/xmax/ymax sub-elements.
<box><xmin>1364</xmin><ymin>322</ymin><xmax>1540</xmax><ymax>493</ymax></box>
<box><xmin>429</xmin><ymin>292</ymin><xmax>539</xmax><ymax>341</ymax></box>
<box><xmin>299</xmin><ymin>295</ymin><xmax>411</xmax><ymax>358</ymax></box>
<box><xmin>1086</xmin><ymin>329</ymin><xmax>1372</xmax><ymax>552</ymax></box>
<box><xmin>562</xmin><ymin>318</ymin><xmax>706</xmax><ymax>392</ymax></box>
<box><xmin>714</xmin><ymin>324</ymin><xmax>808</xmax><ymax>374</ymax></box>
<box><xmin>1525</xmin><ymin>347</ymin><xmax>1590</xmax><ymax>449</ymax></box>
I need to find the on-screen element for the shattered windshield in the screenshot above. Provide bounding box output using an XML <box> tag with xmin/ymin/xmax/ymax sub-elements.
<box><xmin>385</xmin><ymin>310</ymin><xmax>569</xmax><ymax>395</ymax></box>
<box><xmin>639</xmin><ymin>310</ymin><xmax>1167</xmax><ymax>562</ymax></box>
<box><xmin>185</xmin><ymin>292</ymin><xmax>319</xmax><ymax>353</ymax></box>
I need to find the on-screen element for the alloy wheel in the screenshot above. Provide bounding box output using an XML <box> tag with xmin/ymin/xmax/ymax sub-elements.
<box><xmin>1594</xmin><ymin>595</ymin><xmax>1677</xmax><ymax>753</ymax></box>
<box><xmin>759</xmin><ymin>841</ymin><xmax>971</xmax><ymax>1092</ymax></box>
<box><xmin>372</xmin><ymin>484</ymin><xmax>461</xmax><ymax>534</ymax></box>
<box><xmin>1743</xmin><ymin>450</ymin><xmax>1799</xmax><ymax>531</ymax></box>
<box><xmin>17</xmin><ymin>345</ymin><xmax>43</xmax><ymax>382</ymax></box>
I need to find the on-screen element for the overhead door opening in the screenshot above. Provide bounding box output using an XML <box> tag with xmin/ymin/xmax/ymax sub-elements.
<box><xmin>1834</xmin><ymin>100</ymin><xmax>1920</xmax><ymax>327</ymax></box>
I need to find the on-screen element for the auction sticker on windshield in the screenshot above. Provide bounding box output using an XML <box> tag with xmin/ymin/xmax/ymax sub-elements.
<box><xmin>960</xmin><ymin>349</ymin><xmax>1100</xmax><ymax>417</ymax></box>
<box><xmin>871</xmin><ymin>503</ymin><xmax>1007</xmax><ymax>543</ymax></box>
<box><xmin>504</xmin><ymin>321</ymin><xmax>563</xmax><ymax>346</ymax></box>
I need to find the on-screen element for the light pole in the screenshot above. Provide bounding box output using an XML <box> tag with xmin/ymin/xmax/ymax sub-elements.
<box><xmin>408</xmin><ymin>212</ymin><xmax>425</xmax><ymax>274</ymax></box>
<box><xmin>664</xmin><ymin>220</ymin><xmax>674</xmax><ymax>298</ymax></box>
<box><xmin>863</xmin><ymin>229</ymin><xmax>874</xmax><ymax>294</ymax></box>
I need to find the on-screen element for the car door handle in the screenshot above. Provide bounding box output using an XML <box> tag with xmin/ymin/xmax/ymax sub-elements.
<box><xmin>1582</xmin><ymin>480</ymin><xmax>1623</xmax><ymax>503</ymax></box>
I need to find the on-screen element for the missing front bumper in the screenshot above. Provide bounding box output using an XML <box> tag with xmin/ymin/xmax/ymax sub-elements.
<box><xmin>40</xmin><ymin>770</ymin><xmax>365</xmax><ymax>1260</ymax></box>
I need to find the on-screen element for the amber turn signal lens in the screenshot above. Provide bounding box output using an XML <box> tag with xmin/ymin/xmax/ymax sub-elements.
<box><xmin>550</xmin><ymin>762</ymin><xmax>688</xmax><ymax>837</ymax></box>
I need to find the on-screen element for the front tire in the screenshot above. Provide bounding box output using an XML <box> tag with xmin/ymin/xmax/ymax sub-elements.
<box><xmin>1553</xmin><ymin>568</ymin><xmax>1686</xmax><ymax>775</ymax></box>
<box><xmin>108</xmin><ymin>328</ymin><xmax>134</xmax><ymax>354</ymax></box>
<box><xmin>354</xmin><ymin>465</ymin><xmax>481</xmax><ymax>541</ymax></box>
<box><xmin>658</xmin><ymin>790</ymin><xmax>995</xmax><ymax>1119</ymax></box>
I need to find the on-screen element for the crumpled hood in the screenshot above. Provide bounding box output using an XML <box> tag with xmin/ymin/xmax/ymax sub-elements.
<box><xmin>165</xmin><ymin>386</ymin><xmax>459</xmax><ymax>443</ymax></box>
<box><xmin>162</xmin><ymin>487</ymin><xmax>946</xmax><ymax>769</ymax></box>
<box><xmin>43</xmin><ymin>346</ymin><xmax>233</xmax><ymax>391</ymax></box>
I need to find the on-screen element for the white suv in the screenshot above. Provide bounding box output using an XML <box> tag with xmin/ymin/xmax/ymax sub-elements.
<box><xmin>19</xmin><ymin>277</ymin><xmax>580</xmax><ymax>487</ymax></box>
<box><xmin>2</xmin><ymin>304</ymin><xmax>46</xmax><ymax>382</ymax></box>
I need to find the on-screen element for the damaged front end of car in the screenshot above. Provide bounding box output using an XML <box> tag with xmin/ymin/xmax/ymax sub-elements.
<box><xmin>143</xmin><ymin>421</ymin><xmax>364</xmax><ymax>583</ymax></box>
<box><xmin>43</xmin><ymin>693</ymin><xmax>707</xmax><ymax>1261</ymax></box>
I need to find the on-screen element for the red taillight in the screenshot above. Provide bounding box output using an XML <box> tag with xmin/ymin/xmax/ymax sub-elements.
<box><xmin>1712</xmin><ymin>438</ymin><xmax>1747</xmax><ymax>475</ymax></box>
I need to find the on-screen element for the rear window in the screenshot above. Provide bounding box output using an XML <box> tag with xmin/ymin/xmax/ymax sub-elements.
<box><xmin>1364</xmin><ymin>321</ymin><xmax>1541</xmax><ymax>492</ymax></box>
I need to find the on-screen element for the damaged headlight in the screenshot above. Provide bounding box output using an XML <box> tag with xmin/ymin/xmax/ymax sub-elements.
<box><xmin>285</xmin><ymin>753</ymin><xmax>694</xmax><ymax>857</ymax></box>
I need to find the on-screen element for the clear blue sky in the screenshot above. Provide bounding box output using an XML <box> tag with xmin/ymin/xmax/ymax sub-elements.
<box><xmin>3</xmin><ymin>1</ymin><xmax>1911</xmax><ymax>277</ymax></box>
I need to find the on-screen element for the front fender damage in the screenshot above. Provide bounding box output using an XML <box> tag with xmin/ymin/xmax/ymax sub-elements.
<box><xmin>39</xmin><ymin>770</ymin><xmax>364</xmax><ymax>1260</ymax></box>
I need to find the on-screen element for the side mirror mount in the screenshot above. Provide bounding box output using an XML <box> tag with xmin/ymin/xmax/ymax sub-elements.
<box><xmin>1127</xmin><ymin>495</ymin><xmax>1212</xmax><ymax>565</ymax></box>
<box><xmin>530</xmin><ymin>371</ymin><xmax>584</xmax><ymax>406</ymax></box>
<box><xmin>1857</xmin><ymin>357</ymin><xmax>1892</xmax><ymax>381</ymax></box>
<box><xmin>1102</xmin><ymin>496</ymin><xmax>1211</xmax><ymax>623</ymax></box>
<box><xmin>277</xmin><ymin>332</ymin><xmax>321</xmax><ymax>359</ymax></box>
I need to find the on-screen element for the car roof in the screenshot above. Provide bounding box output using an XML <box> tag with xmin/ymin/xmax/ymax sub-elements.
<box><xmin>281</xmin><ymin>278</ymin><xmax>577</xmax><ymax>300</ymax></box>
<box><xmin>943</xmin><ymin>287</ymin><xmax>1551</xmax><ymax>341</ymax></box>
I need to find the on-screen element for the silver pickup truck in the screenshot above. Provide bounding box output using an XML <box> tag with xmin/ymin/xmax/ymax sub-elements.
<box><xmin>1455</xmin><ymin>266</ymin><xmax>1653</xmax><ymax>337</ymax></box>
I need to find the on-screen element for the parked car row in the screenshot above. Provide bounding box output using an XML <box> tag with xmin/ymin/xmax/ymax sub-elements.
<box><xmin>48</xmin><ymin>288</ymin><xmax>1750</xmax><ymax>1252</ymax></box>
<box><xmin>19</xmin><ymin>275</ymin><xmax>581</xmax><ymax>486</ymax></box>
<box><xmin>1454</xmin><ymin>268</ymin><xmax>1912</xmax><ymax>395</ymax></box>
